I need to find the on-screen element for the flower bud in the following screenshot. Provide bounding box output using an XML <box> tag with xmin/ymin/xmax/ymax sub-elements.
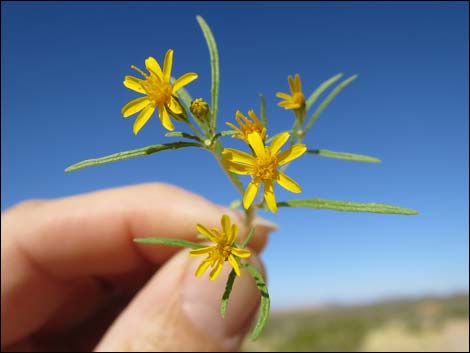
<box><xmin>190</xmin><ymin>98</ymin><xmax>210</xmax><ymax>121</ymax></box>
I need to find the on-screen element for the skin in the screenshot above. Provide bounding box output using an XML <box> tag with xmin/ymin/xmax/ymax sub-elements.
<box><xmin>1</xmin><ymin>183</ymin><xmax>274</xmax><ymax>352</ymax></box>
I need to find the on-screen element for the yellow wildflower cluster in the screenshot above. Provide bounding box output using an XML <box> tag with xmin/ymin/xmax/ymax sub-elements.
<box><xmin>120</xmin><ymin>50</ymin><xmax>308</xmax><ymax>279</ymax></box>
<box><xmin>66</xmin><ymin>15</ymin><xmax>416</xmax><ymax>342</ymax></box>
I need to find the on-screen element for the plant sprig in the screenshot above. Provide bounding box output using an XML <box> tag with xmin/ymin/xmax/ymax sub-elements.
<box><xmin>66</xmin><ymin>15</ymin><xmax>418</xmax><ymax>341</ymax></box>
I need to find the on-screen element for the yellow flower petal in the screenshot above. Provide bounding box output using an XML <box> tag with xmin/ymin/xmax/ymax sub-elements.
<box><xmin>277</xmin><ymin>101</ymin><xmax>292</xmax><ymax>107</ymax></box>
<box><xmin>247</xmin><ymin>132</ymin><xmax>266</xmax><ymax>157</ymax></box>
<box><xmin>243</xmin><ymin>181</ymin><xmax>259</xmax><ymax>209</ymax></box>
<box><xmin>278</xmin><ymin>101</ymin><xmax>301</xmax><ymax>109</ymax></box>
<box><xmin>232</xmin><ymin>248</ymin><xmax>251</xmax><ymax>258</ymax></box>
<box><xmin>222</xmin><ymin>148</ymin><xmax>256</xmax><ymax>165</ymax></box>
<box><xmin>288</xmin><ymin>75</ymin><xmax>296</xmax><ymax>93</ymax></box>
<box><xmin>221</xmin><ymin>214</ymin><xmax>231</xmax><ymax>237</ymax></box>
<box><xmin>169</xmin><ymin>96</ymin><xmax>183</xmax><ymax>115</ymax></box>
<box><xmin>196</xmin><ymin>224</ymin><xmax>218</xmax><ymax>242</ymax></box>
<box><xmin>294</xmin><ymin>74</ymin><xmax>302</xmax><ymax>92</ymax></box>
<box><xmin>209</xmin><ymin>259</ymin><xmax>224</xmax><ymax>280</ymax></box>
<box><xmin>269</xmin><ymin>132</ymin><xmax>290</xmax><ymax>155</ymax></box>
<box><xmin>145</xmin><ymin>56</ymin><xmax>163</xmax><ymax>78</ymax></box>
<box><xmin>236</xmin><ymin>110</ymin><xmax>249</xmax><ymax>123</ymax></box>
<box><xmin>158</xmin><ymin>106</ymin><xmax>175</xmax><ymax>131</ymax></box>
<box><xmin>195</xmin><ymin>258</ymin><xmax>212</xmax><ymax>277</ymax></box>
<box><xmin>123</xmin><ymin>76</ymin><xmax>146</xmax><ymax>94</ymax></box>
<box><xmin>228</xmin><ymin>223</ymin><xmax>238</xmax><ymax>245</ymax></box>
<box><xmin>163</xmin><ymin>49</ymin><xmax>173</xmax><ymax>82</ymax></box>
<box><xmin>247</xmin><ymin>110</ymin><xmax>260</xmax><ymax>123</ymax></box>
<box><xmin>222</xmin><ymin>161</ymin><xmax>253</xmax><ymax>175</ymax></box>
<box><xmin>189</xmin><ymin>246</ymin><xmax>214</xmax><ymax>256</ymax></box>
<box><xmin>228</xmin><ymin>255</ymin><xmax>241</xmax><ymax>276</ymax></box>
<box><xmin>225</xmin><ymin>122</ymin><xmax>241</xmax><ymax>134</ymax></box>
<box><xmin>122</xmin><ymin>96</ymin><xmax>150</xmax><ymax>118</ymax></box>
<box><xmin>133</xmin><ymin>104</ymin><xmax>155</xmax><ymax>135</ymax></box>
<box><xmin>277</xmin><ymin>144</ymin><xmax>307</xmax><ymax>165</ymax></box>
<box><xmin>264</xmin><ymin>180</ymin><xmax>278</xmax><ymax>213</ymax></box>
<box><xmin>276</xmin><ymin>92</ymin><xmax>291</xmax><ymax>100</ymax></box>
<box><xmin>211</xmin><ymin>228</ymin><xmax>222</xmax><ymax>239</ymax></box>
<box><xmin>173</xmin><ymin>72</ymin><xmax>198</xmax><ymax>92</ymax></box>
<box><xmin>277</xmin><ymin>172</ymin><xmax>302</xmax><ymax>193</ymax></box>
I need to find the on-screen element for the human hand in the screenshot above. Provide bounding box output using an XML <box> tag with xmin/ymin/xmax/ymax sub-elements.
<box><xmin>1</xmin><ymin>183</ymin><xmax>275</xmax><ymax>351</ymax></box>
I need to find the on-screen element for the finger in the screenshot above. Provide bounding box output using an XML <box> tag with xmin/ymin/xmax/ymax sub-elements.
<box><xmin>37</xmin><ymin>264</ymin><xmax>158</xmax><ymax>336</ymax></box>
<box><xmin>3</xmin><ymin>183</ymin><xmax>272</xmax><ymax>278</ymax></box>
<box><xmin>1</xmin><ymin>183</ymin><xmax>275</xmax><ymax>347</ymax></box>
<box><xmin>95</xmin><ymin>249</ymin><xmax>265</xmax><ymax>352</ymax></box>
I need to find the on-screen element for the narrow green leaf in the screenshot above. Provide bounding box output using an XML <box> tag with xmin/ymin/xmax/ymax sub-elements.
<box><xmin>211</xmin><ymin>130</ymin><xmax>237</xmax><ymax>143</ymax></box>
<box><xmin>165</xmin><ymin>131</ymin><xmax>202</xmax><ymax>142</ymax></box>
<box><xmin>305</xmin><ymin>74</ymin><xmax>358</xmax><ymax>133</ymax></box>
<box><xmin>307</xmin><ymin>149</ymin><xmax>381</xmax><ymax>163</ymax></box>
<box><xmin>196</xmin><ymin>15</ymin><xmax>219</xmax><ymax>131</ymax></box>
<box><xmin>260</xmin><ymin>94</ymin><xmax>267</xmax><ymax>128</ymax></box>
<box><xmin>229</xmin><ymin>199</ymin><xmax>242</xmax><ymax>209</ymax></box>
<box><xmin>244</xmin><ymin>264</ymin><xmax>270</xmax><ymax>340</ymax></box>
<box><xmin>289</xmin><ymin>114</ymin><xmax>303</xmax><ymax>146</ymax></box>
<box><xmin>265</xmin><ymin>135</ymin><xmax>275</xmax><ymax>144</ymax></box>
<box><xmin>277</xmin><ymin>199</ymin><xmax>418</xmax><ymax>215</ymax></box>
<box><xmin>240</xmin><ymin>226</ymin><xmax>256</xmax><ymax>249</ymax></box>
<box><xmin>196</xmin><ymin>233</ymin><xmax>208</xmax><ymax>240</ymax></box>
<box><xmin>220</xmin><ymin>269</ymin><xmax>237</xmax><ymax>318</ymax></box>
<box><xmin>220</xmin><ymin>130</ymin><xmax>237</xmax><ymax>136</ymax></box>
<box><xmin>133</xmin><ymin>237</ymin><xmax>205</xmax><ymax>249</ymax></box>
<box><xmin>65</xmin><ymin>142</ymin><xmax>202</xmax><ymax>172</ymax></box>
<box><xmin>305</xmin><ymin>73</ymin><xmax>343</xmax><ymax>111</ymax></box>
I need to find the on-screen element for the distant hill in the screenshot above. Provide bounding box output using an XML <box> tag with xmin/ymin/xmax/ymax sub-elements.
<box><xmin>243</xmin><ymin>293</ymin><xmax>469</xmax><ymax>352</ymax></box>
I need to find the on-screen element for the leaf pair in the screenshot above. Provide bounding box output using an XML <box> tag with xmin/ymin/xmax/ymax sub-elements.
<box><xmin>304</xmin><ymin>73</ymin><xmax>357</xmax><ymax>133</ymax></box>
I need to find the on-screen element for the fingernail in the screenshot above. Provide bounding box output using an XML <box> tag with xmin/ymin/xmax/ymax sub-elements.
<box><xmin>181</xmin><ymin>255</ymin><xmax>263</xmax><ymax>350</ymax></box>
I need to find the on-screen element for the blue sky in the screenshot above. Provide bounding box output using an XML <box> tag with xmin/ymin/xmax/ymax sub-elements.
<box><xmin>2</xmin><ymin>2</ymin><xmax>468</xmax><ymax>308</ymax></box>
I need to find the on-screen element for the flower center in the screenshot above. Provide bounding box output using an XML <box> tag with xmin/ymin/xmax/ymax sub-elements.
<box><xmin>131</xmin><ymin>65</ymin><xmax>173</xmax><ymax>106</ymax></box>
<box><xmin>217</xmin><ymin>242</ymin><xmax>233</xmax><ymax>259</ymax></box>
<box><xmin>243</xmin><ymin>122</ymin><xmax>263</xmax><ymax>136</ymax></box>
<box><xmin>292</xmin><ymin>92</ymin><xmax>305</xmax><ymax>106</ymax></box>
<box><xmin>142</xmin><ymin>77</ymin><xmax>173</xmax><ymax>105</ymax></box>
<box><xmin>254</xmin><ymin>148</ymin><xmax>278</xmax><ymax>180</ymax></box>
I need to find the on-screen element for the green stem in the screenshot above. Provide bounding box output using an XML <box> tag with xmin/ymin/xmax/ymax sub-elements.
<box><xmin>184</xmin><ymin>120</ymin><xmax>205</xmax><ymax>141</ymax></box>
<box><xmin>288</xmin><ymin>105</ymin><xmax>306</xmax><ymax>146</ymax></box>
<box><xmin>244</xmin><ymin>205</ymin><xmax>255</xmax><ymax>229</ymax></box>
<box><xmin>211</xmin><ymin>141</ymin><xmax>245</xmax><ymax>196</ymax></box>
<box><xmin>282</xmin><ymin>106</ymin><xmax>306</xmax><ymax>172</ymax></box>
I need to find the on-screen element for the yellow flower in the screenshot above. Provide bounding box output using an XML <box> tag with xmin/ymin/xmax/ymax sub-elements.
<box><xmin>276</xmin><ymin>74</ymin><xmax>305</xmax><ymax>110</ymax></box>
<box><xmin>223</xmin><ymin>132</ymin><xmax>306</xmax><ymax>213</ymax></box>
<box><xmin>189</xmin><ymin>214</ymin><xmax>251</xmax><ymax>280</ymax></box>
<box><xmin>121</xmin><ymin>49</ymin><xmax>198</xmax><ymax>134</ymax></box>
<box><xmin>226</xmin><ymin>110</ymin><xmax>266</xmax><ymax>143</ymax></box>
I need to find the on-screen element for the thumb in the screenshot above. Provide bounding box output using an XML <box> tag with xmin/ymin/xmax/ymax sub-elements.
<box><xmin>94</xmin><ymin>249</ymin><xmax>264</xmax><ymax>352</ymax></box>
